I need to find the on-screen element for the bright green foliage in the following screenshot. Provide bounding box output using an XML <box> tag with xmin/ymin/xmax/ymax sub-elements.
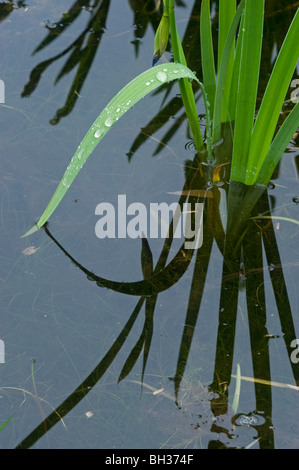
<box><xmin>246</xmin><ymin>10</ymin><xmax>299</xmax><ymax>185</ymax></box>
<box><xmin>23</xmin><ymin>1</ymin><xmax>299</xmax><ymax>236</ymax></box>
<box><xmin>200</xmin><ymin>0</ymin><xmax>216</xmax><ymax>118</ymax></box>
<box><xmin>22</xmin><ymin>64</ymin><xmax>199</xmax><ymax>237</ymax></box>
<box><xmin>153</xmin><ymin>4</ymin><xmax>170</xmax><ymax>65</ymax></box>
<box><xmin>231</xmin><ymin>0</ymin><xmax>265</xmax><ymax>183</ymax></box>
<box><xmin>200</xmin><ymin>0</ymin><xmax>299</xmax><ymax>186</ymax></box>
<box><xmin>217</xmin><ymin>0</ymin><xmax>236</xmax><ymax>123</ymax></box>
<box><xmin>166</xmin><ymin>0</ymin><xmax>204</xmax><ymax>153</ymax></box>
<box><xmin>212</xmin><ymin>0</ymin><xmax>246</xmax><ymax>144</ymax></box>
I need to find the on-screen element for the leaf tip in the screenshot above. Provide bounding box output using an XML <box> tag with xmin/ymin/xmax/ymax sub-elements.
<box><xmin>21</xmin><ymin>224</ymin><xmax>40</xmax><ymax>238</ymax></box>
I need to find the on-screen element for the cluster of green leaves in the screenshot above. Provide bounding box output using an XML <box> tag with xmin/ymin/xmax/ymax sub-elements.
<box><xmin>23</xmin><ymin>0</ymin><xmax>299</xmax><ymax>237</ymax></box>
<box><xmin>200</xmin><ymin>0</ymin><xmax>299</xmax><ymax>185</ymax></box>
<box><xmin>141</xmin><ymin>0</ymin><xmax>299</xmax><ymax>187</ymax></box>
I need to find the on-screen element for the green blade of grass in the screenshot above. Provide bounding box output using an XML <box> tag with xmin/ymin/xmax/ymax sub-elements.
<box><xmin>256</xmin><ymin>102</ymin><xmax>299</xmax><ymax>185</ymax></box>
<box><xmin>230</xmin><ymin>0</ymin><xmax>264</xmax><ymax>183</ymax></box>
<box><xmin>218</xmin><ymin>0</ymin><xmax>236</xmax><ymax>123</ymax></box>
<box><xmin>167</xmin><ymin>0</ymin><xmax>204</xmax><ymax>153</ymax></box>
<box><xmin>227</xmin><ymin>13</ymin><xmax>244</xmax><ymax>123</ymax></box>
<box><xmin>212</xmin><ymin>0</ymin><xmax>245</xmax><ymax>144</ymax></box>
<box><xmin>200</xmin><ymin>0</ymin><xmax>216</xmax><ymax>118</ymax></box>
<box><xmin>246</xmin><ymin>8</ymin><xmax>299</xmax><ymax>185</ymax></box>
<box><xmin>22</xmin><ymin>63</ymin><xmax>199</xmax><ymax>237</ymax></box>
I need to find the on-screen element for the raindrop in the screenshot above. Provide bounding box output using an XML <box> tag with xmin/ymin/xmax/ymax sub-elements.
<box><xmin>292</xmin><ymin>196</ymin><xmax>299</xmax><ymax>204</ymax></box>
<box><xmin>104</xmin><ymin>117</ymin><xmax>114</xmax><ymax>127</ymax></box>
<box><xmin>156</xmin><ymin>71</ymin><xmax>167</xmax><ymax>83</ymax></box>
<box><xmin>94</xmin><ymin>128</ymin><xmax>104</xmax><ymax>138</ymax></box>
<box><xmin>145</xmin><ymin>81</ymin><xmax>151</xmax><ymax>86</ymax></box>
<box><xmin>77</xmin><ymin>149</ymin><xmax>84</xmax><ymax>160</ymax></box>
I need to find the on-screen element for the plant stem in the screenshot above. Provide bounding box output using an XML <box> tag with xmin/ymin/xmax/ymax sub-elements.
<box><xmin>166</xmin><ymin>0</ymin><xmax>205</xmax><ymax>154</ymax></box>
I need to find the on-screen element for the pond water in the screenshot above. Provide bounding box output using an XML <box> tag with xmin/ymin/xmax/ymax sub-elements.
<box><xmin>0</xmin><ymin>0</ymin><xmax>299</xmax><ymax>449</ymax></box>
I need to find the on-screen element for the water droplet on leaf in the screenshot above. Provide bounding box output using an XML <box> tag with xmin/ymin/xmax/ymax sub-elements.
<box><xmin>104</xmin><ymin>117</ymin><xmax>114</xmax><ymax>127</ymax></box>
<box><xmin>77</xmin><ymin>149</ymin><xmax>84</xmax><ymax>160</ymax></box>
<box><xmin>94</xmin><ymin>128</ymin><xmax>103</xmax><ymax>138</ymax></box>
<box><xmin>156</xmin><ymin>71</ymin><xmax>167</xmax><ymax>83</ymax></box>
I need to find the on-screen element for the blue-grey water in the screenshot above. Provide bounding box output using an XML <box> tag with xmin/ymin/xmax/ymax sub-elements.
<box><xmin>0</xmin><ymin>0</ymin><xmax>299</xmax><ymax>449</ymax></box>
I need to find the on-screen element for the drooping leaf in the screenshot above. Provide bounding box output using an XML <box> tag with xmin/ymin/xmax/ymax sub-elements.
<box><xmin>23</xmin><ymin>63</ymin><xmax>199</xmax><ymax>237</ymax></box>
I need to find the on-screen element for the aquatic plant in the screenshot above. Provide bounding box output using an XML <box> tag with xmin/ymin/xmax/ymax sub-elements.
<box><xmin>23</xmin><ymin>0</ymin><xmax>299</xmax><ymax>237</ymax></box>
<box><xmin>16</xmin><ymin>2</ymin><xmax>299</xmax><ymax>449</ymax></box>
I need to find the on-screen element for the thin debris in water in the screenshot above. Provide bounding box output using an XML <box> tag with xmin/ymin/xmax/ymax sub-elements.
<box><xmin>22</xmin><ymin>246</ymin><xmax>40</xmax><ymax>256</ymax></box>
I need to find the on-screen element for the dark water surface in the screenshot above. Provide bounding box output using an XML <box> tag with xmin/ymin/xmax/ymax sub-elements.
<box><xmin>0</xmin><ymin>0</ymin><xmax>299</xmax><ymax>449</ymax></box>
